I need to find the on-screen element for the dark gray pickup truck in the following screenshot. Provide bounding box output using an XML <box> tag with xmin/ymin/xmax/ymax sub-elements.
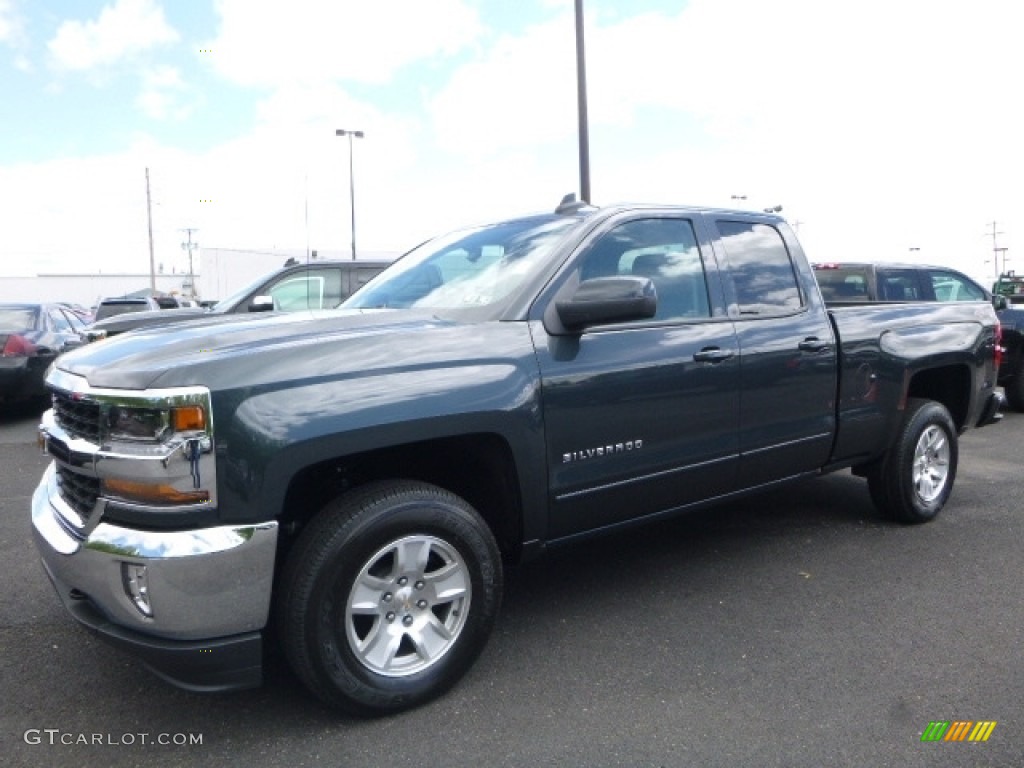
<box><xmin>32</xmin><ymin>200</ymin><xmax>1004</xmax><ymax>715</ymax></box>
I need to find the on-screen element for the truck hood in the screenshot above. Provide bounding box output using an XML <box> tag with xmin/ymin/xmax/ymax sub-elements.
<box><xmin>55</xmin><ymin>309</ymin><xmax>498</xmax><ymax>391</ymax></box>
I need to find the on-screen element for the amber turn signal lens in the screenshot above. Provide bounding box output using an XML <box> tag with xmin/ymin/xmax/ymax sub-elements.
<box><xmin>103</xmin><ymin>478</ymin><xmax>210</xmax><ymax>505</ymax></box>
<box><xmin>171</xmin><ymin>405</ymin><xmax>206</xmax><ymax>432</ymax></box>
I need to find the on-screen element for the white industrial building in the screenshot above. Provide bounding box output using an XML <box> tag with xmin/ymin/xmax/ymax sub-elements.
<box><xmin>0</xmin><ymin>248</ymin><xmax>400</xmax><ymax>309</ymax></box>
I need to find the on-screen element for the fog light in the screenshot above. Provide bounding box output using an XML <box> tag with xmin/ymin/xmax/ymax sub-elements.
<box><xmin>122</xmin><ymin>563</ymin><xmax>153</xmax><ymax>618</ymax></box>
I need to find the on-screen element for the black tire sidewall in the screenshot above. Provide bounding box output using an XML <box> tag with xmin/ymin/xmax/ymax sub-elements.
<box><xmin>1006</xmin><ymin>356</ymin><xmax>1024</xmax><ymax>412</ymax></box>
<box><xmin>286</xmin><ymin>484</ymin><xmax>501</xmax><ymax>715</ymax></box>
<box><xmin>888</xmin><ymin>400</ymin><xmax>958</xmax><ymax>523</ymax></box>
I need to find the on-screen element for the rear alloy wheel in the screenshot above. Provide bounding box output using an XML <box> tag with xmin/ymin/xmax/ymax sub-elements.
<box><xmin>867</xmin><ymin>398</ymin><xmax>958</xmax><ymax>524</ymax></box>
<box><xmin>279</xmin><ymin>480</ymin><xmax>502</xmax><ymax>715</ymax></box>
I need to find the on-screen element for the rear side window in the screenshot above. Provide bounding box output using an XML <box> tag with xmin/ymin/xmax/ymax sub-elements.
<box><xmin>878</xmin><ymin>270</ymin><xmax>923</xmax><ymax>301</ymax></box>
<box><xmin>715</xmin><ymin>221</ymin><xmax>802</xmax><ymax>316</ymax></box>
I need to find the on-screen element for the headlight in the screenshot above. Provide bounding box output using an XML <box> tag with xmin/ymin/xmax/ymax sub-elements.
<box><xmin>107</xmin><ymin>406</ymin><xmax>170</xmax><ymax>442</ymax></box>
<box><xmin>106</xmin><ymin>405</ymin><xmax>206</xmax><ymax>442</ymax></box>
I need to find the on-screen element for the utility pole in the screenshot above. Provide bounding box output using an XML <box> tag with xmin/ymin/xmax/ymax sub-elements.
<box><xmin>180</xmin><ymin>228</ymin><xmax>199</xmax><ymax>298</ymax></box>
<box><xmin>986</xmin><ymin>221</ymin><xmax>1004</xmax><ymax>281</ymax></box>
<box><xmin>145</xmin><ymin>168</ymin><xmax>156</xmax><ymax>292</ymax></box>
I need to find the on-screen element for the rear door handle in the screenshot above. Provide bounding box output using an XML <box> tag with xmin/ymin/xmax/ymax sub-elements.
<box><xmin>693</xmin><ymin>347</ymin><xmax>734</xmax><ymax>364</ymax></box>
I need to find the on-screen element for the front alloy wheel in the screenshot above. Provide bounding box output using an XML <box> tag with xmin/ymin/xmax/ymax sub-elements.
<box><xmin>346</xmin><ymin>534</ymin><xmax>471</xmax><ymax>677</ymax></box>
<box><xmin>279</xmin><ymin>480</ymin><xmax>502</xmax><ymax>715</ymax></box>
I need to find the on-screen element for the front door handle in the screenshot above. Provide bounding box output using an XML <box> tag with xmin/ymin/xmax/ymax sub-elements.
<box><xmin>798</xmin><ymin>337</ymin><xmax>831</xmax><ymax>354</ymax></box>
<box><xmin>693</xmin><ymin>347</ymin><xmax>734</xmax><ymax>364</ymax></box>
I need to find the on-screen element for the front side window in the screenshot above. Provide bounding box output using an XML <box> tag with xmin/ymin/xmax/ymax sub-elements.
<box><xmin>715</xmin><ymin>221</ymin><xmax>802</xmax><ymax>315</ymax></box>
<box><xmin>927</xmin><ymin>270</ymin><xmax>986</xmax><ymax>302</ymax></box>
<box><xmin>48</xmin><ymin>308</ymin><xmax>73</xmax><ymax>332</ymax></box>
<box><xmin>268</xmin><ymin>269</ymin><xmax>342</xmax><ymax>310</ymax></box>
<box><xmin>575</xmin><ymin>217</ymin><xmax>711</xmax><ymax>321</ymax></box>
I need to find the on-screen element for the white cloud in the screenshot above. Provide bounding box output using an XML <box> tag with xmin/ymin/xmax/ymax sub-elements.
<box><xmin>4</xmin><ymin>0</ymin><xmax>1022</xmax><ymax>289</ymax></box>
<box><xmin>0</xmin><ymin>0</ymin><xmax>22</xmax><ymax>44</ymax></box>
<box><xmin>420</xmin><ymin>0</ymin><xmax>1023</xmax><ymax>281</ymax></box>
<box><xmin>48</xmin><ymin>0</ymin><xmax>179</xmax><ymax>71</ymax></box>
<box><xmin>137</xmin><ymin>65</ymin><xmax>193</xmax><ymax>120</ymax></box>
<box><xmin>207</xmin><ymin>0</ymin><xmax>482</xmax><ymax>87</ymax></box>
<box><xmin>429</xmin><ymin>18</ymin><xmax>577</xmax><ymax>156</ymax></box>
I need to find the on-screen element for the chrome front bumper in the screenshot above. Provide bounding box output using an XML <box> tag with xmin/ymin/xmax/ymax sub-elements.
<box><xmin>32</xmin><ymin>462</ymin><xmax>278</xmax><ymax>641</ymax></box>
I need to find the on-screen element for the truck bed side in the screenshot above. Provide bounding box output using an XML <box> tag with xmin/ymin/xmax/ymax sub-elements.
<box><xmin>826</xmin><ymin>302</ymin><xmax>1002</xmax><ymax>468</ymax></box>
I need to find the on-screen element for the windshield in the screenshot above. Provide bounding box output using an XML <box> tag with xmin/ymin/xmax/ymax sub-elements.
<box><xmin>343</xmin><ymin>215</ymin><xmax>582</xmax><ymax>315</ymax></box>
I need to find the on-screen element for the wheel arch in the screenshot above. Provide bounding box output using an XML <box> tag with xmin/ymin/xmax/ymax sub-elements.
<box><xmin>276</xmin><ymin>433</ymin><xmax>528</xmax><ymax>564</ymax></box>
<box><xmin>906</xmin><ymin>364</ymin><xmax>971</xmax><ymax>431</ymax></box>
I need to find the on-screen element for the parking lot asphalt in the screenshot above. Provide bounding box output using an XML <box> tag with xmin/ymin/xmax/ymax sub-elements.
<box><xmin>1</xmin><ymin>399</ymin><xmax>1021</xmax><ymax>768</ymax></box>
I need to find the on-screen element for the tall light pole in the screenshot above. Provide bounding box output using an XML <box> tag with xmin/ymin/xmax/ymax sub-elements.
<box><xmin>336</xmin><ymin>129</ymin><xmax>364</xmax><ymax>260</ymax></box>
<box><xmin>145</xmin><ymin>168</ymin><xmax>156</xmax><ymax>292</ymax></box>
<box><xmin>574</xmin><ymin>0</ymin><xmax>590</xmax><ymax>203</ymax></box>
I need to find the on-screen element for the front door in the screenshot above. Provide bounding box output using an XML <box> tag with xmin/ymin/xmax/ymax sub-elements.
<box><xmin>533</xmin><ymin>214</ymin><xmax>741</xmax><ymax>540</ymax></box>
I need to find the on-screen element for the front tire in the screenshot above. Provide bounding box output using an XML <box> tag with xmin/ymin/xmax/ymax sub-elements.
<box><xmin>866</xmin><ymin>398</ymin><xmax>958</xmax><ymax>524</ymax></box>
<box><xmin>279</xmin><ymin>480</ymin><xmax>502</xmax><ymax>715</ymax></box>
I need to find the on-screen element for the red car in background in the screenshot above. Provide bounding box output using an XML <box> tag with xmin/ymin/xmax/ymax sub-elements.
<box><xmin>0</xmin><ymin>303</ymin><xmax>86</xmax><ymax>405</ymax></box>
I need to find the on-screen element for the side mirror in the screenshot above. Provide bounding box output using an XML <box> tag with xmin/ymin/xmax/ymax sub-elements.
<box><xmin>248</xmin><ymin>295</ymin><xmax>275</xmax><ymax>312</ymax></box>
<box><xmin>993</xmin><ymin>295</ymin><xmax>1008</xmax><ymax>311</ymax></box>
<box><xmin>551</xmin><ymin>276</ymin><xmax>657</xmax><ymax>334</ymax></box>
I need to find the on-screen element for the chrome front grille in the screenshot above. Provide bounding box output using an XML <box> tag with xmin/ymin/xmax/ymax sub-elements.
<box><xmin>52</xmin><ymin>390</ymin><xmax>102</xmax><ymax>443</ymax></box>
<box><xmin>56</xmin><ymin>465</ymin><xmax>101</xmax><ymax>524</ymax></box>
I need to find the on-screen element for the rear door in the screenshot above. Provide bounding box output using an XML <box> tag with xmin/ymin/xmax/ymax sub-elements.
<box><xmin>711</xmin><ymin>217</ymin><xmax>837</xmax><ymax>487</ymax></box>
<box><xmin>532</xmin><ymin>212</ymin><xmax>741</xmax><ymax>539</ymax></box>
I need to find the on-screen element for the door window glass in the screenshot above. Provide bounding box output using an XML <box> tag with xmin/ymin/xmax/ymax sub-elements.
<box><xmin>927</xmin><ymin>270</ymin><xmax>986</xmax><ymax>301</ymax></box>
<box><xmin>715</xmin><ymin>220</ymin><xmax>802</xmax><ymax>315</ymax></box>
<box><xmin>576</xmin><ymin>218</ymin><xmax>711</xmax><ymax>321</ymax></box>
<box><xmin>877</xmin><ymin>270</ymin><xmax>922</xmax><ymax>301</ymax></box>
<box><xmin>268</xmin><ymin>269</ymin><xmax>342</xmax><ymax>310</ymax></box>
<box><xmin>48</xmin><ymin>308</ymin><xmax>73</xmax><ymax>332</ymax></box>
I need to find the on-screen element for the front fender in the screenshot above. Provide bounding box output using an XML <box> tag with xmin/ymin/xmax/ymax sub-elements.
<box><xmin>214</xmin><ymin>361</ymin><xmax>546</xmax><ymax>533</ymax></box>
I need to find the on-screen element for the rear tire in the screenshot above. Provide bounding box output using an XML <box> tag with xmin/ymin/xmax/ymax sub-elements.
<box><xmin>278</xmin><ymin>480</ymin><xmax>502</xmax><ymax>715</ymax></box>
<box><xmin>1005</xmin><ymin>356</ymin><xmax>1024</xmax><ymax>412</ymax></box>
<box><xmin>866</xmin><ymin>398</ymin><xmax>958</xmax><ymax>524</ymax></box>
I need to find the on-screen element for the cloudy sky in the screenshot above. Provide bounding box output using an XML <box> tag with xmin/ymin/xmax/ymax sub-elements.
<box><xmin>1</xmin><ymin>0</ymin><xmax>1021</xmax><ymax>285</ymax></box>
